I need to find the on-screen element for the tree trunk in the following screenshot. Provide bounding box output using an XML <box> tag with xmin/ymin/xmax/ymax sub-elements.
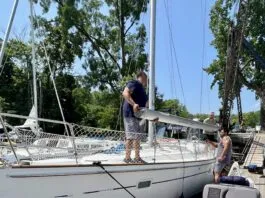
<box><xmin>260</xmin><ymin>98</ymin><xmax>265</xmax><ymax>130</ymax></box>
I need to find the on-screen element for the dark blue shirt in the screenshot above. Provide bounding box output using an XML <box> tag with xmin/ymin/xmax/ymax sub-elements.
<box><xmin>123</xmin><ymin>80</ymin><xmax>148</xmax><ymax>117</ymax></box>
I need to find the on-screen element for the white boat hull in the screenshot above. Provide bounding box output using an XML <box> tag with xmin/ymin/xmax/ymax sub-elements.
<box><xmin>0</xmin><ymin>159</ymin><xmax>214</xmax><ymax>198</ymax></box>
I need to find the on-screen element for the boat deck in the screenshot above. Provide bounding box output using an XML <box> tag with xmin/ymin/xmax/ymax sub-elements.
<box><xmin>29</xmin><ymin>141</ymin><xmax>216</xmax><ymax>166</ymax></box>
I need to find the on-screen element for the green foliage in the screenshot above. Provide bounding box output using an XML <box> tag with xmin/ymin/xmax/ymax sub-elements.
<box><xmin>73</xmin><ymin>89</ymin><xmax>120</xmax><ymax>129</ymax></box>
<box><xmin>207</xmin><ymin>0</ymin><xmax>265</xmax><ymax>127</ymax></box>
<box><xmin>243</xmin><ymin>111</ymin><xmax>260</xmax><ymax>127</ymax></box>
<box><xmin>0</xmin><ymin>1</ymin><xmax>191</xmax><ymax>133</ymax></box>
<box><xmin>37</xmin><ymin>0</ymin><xmax>149</xmax><ymax>91</ymax></box>
<box><xmin>207</xmin><ymin>0</ymin><xmax>265</xmax><ymax>93</ymax></box>
<box><xmin>0</xmin><ymin>97</ymin><xmax>7</xmax><ymax>111</ymax></box>
<box><xmin>193</xmin><ymin>114</ymin><xmax>209</xmax><ymax>122</ymax></box>
<box><xmin>0</xmin><ymin>40</ymin><xmax>33</xmax><ymax>117</ymax></box>
<box><xmin>231</xmin><ymin>111</ymin><xmax>260</xmax><ymax>128</ymax></box>
<box><xmin>157</xmin><ymin>99</ymin><xmax>189</xmax><ymax>118</ymax></box>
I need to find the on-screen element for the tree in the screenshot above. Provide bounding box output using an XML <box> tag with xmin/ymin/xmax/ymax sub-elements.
<box><xmin>157</xmin><ymin>99</ymin><xmax>189</xmax><ymax>118</ymax></box>
<box><xmin>0</xmin><ymin>40</ymin><xmax>33</xmax><ymax>119</ymax></box>
<box><xmin>243</xmin><ymin>111</ymin><xmax>260</xmax><ymax>128</ymax></box>
<box><xmin>73</xmin><ymin>89</ymin><xmax>120</xmax><ymax>129</ymax></box>
<box><xmin>31</xmin><ymin>0</ymin><xmax>150</xmax><ymax>131</ymax></box>
<box><xmin>37</xmin><ymin>0</ymin><xmax>149</xmax><ymax>92</ymax></box>
<box><xmin>40</xmin><ymin>73</ymin><xmax>78</xmax><ymax>122</ymax></box>
<box><xmin>206</xmin><ymin>0</ymin><xmax>265</xmax><ymax>129</ymax></box>
<box><xmin>230</xmin><ymin>111</ymin><xmax>260</xmax><ymax>128</ymax></box>
<box><xmin>193</xmin><ymin>114</ymin><xmax>209</xmax><ymax>122</ymax></box>
<box><xmin>1</xmin><ymin>2</ymin><xmax>191</xmax><ymax>133</ymax></box>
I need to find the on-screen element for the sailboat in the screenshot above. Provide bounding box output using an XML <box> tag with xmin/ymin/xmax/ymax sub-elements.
<box><xmin>0</xmin><ymin>0</ymin><xmax>219</xmax><ymax>197</ymax></box>
<box><xmin>0</xmin><ymin>106</ymin><xmax>38</xmax><ymax>142</ymax></box>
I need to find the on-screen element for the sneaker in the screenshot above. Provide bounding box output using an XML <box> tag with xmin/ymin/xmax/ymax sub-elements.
<box><xmin>123</xmin><ymin>158</ymin><xmax>133</xmax><ymax>164</ymax></box>
<box><xmin>133</xmin><ymin>157</ymin><xmax>147</xmax><ymax>164</ymax></box>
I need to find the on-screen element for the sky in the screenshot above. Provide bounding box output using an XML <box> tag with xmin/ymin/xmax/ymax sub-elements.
<box><xmin>0</xmin><ymin>0</ymin><xmax>259</xmax><ymax>115</ymax></box>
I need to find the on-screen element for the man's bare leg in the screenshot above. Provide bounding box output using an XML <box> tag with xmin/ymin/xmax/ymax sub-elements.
<box><xmin>134</xmin><ymin>140</ymin><xmax>140</xmax><ymax>160</ymax></box>
<box><xmin>214</xmin><ymin>172</ymin><xmax>220</xmax><ymax>183</ymax></box>
<box><xmin>125</xmin><ymin>139</ymin><xmax>133</xmax><ymax>160</ymax></box>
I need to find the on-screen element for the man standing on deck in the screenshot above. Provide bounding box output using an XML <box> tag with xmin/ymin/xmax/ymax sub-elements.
<box><xmin>203</xmin><ymin>112</ymin><xmax>217</xmax><ymax>134</ymax></box>
<box><xmin>122</xmin><ymin>71</ymin><xmax>148</xmax><ymax>164</ymax></box>
<box><xmin>207</xmin><ymin>128</ymin><xmax>232</xmax><ymax>183</ymax></box>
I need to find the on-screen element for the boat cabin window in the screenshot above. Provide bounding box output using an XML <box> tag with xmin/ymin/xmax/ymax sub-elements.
<box><xmin>47</xmin><ymin>139</ymin><xmax>59</xmax><ymax>147</ymax></box>
<box><xmin>34</xmin><ymin>139</ymin><xmax>48</xmax><ymax>146</ymax></box>
<box><xmin>76</xmin><ymin>144</ymin><xmax>91</xmax><ymax>149</ymax></box>
<box><xmin>137</xmin><ymin>180</ymin><xmax>151</xmax><ymax>189</ymax></box>
<box><xmin>16</xmin><ymin>127</ymin><xmax>36</xmax><ymax>137</ymax></box>
<box><xmin>91</xmin><ymin>144</ymin><xmax>104</xmax><ymax>149</ymax></box>
<box><xmin>56</xmin><ymin>140</ymin><xmax>70</xmax><ymax>148</ymax></box>
<box><xmin>20</xmin><ymin>127</ymin><xmax>31</xmax><ymax>131</ymax></box>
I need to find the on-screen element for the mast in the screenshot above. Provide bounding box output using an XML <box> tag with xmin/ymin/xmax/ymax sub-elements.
<box><xmin>0</xmin><ymin>0</ymin><xmax>20</xmax><ymax>163</ymax></box>
<box><xmin>0</xmin><ymin>0</ymin><xmax>19</xmax><ymax>65</ymax></box>
<box><xmin>29</xmin><ymin>0</ymin><xmax>39</xmax><ymax>132</ymax></box>
<box><xmin>148</xmin><ymin>0</ymin><xmax>156</xmax><ymax>146</ymax></box>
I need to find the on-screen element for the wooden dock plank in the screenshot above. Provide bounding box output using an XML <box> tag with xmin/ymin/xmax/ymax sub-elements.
<box><xmin>241</xmin><ymin>169</ymin><xmax>265</xmax><ymax>197</ymax></box>
<box><xmin>243</xmin><ymin>134</ymin><xmax>265</xmax><ymax>168</ymax></box>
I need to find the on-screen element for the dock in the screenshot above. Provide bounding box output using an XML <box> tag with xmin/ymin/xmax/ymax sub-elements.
<box><xmin>241</xmin><ymin>133</ymin><xmax>265</xmax><ymax>196</ymax></box>
<box><xmin>241</xmin><ymin>168</ymin><xmax>265</xmax><ymax>197</ymax></box>
<box><xmin>243</xmin><ymin>133</ymin><xmax>265</xmax><ymax>168</ymax></box>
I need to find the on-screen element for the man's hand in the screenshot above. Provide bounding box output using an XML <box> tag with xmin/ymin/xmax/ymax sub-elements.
<box><xmin>206</xmin><ymin>139</ymin><xmax>211</xmax><ymax>144</ymax></box>
<box><xmin>218</xmin><ymin>155</ymin><xmax>225</xmax><ymax>162</ymax></box>
<box><xmin>151</xmin><ymin>117</ymin><xmax>159</xmax><ymax>123</ymax></box>
<box><xmin>133</xmin><ymin>104</ymin><xmax>140</xmax><ymax>112</ymax></box>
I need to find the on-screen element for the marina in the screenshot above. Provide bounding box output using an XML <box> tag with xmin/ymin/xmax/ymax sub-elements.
<box><xmin>0</xmin><ymin>0</ymin><xmax>265</xmax><ymax>197</ymax></box>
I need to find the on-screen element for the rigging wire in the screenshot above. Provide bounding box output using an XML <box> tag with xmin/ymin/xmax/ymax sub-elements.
<box><xmin>93</xmin><ymin>161</ymin><xmax>135</xmax><ymax>198</ymax></box>
<box><xmin>206</xmin><ymin>73</ymin><xmax>211</xmax><ymax>112</ymax></box>
<box><xmin>168</xmin><ymin>25</ymin><xmax>175</xmax><ymax>99</ymax></box>
<box><xmin>126</xmin><ymin>0</ymin><xmax>147</xmax><ymax>75</ymax></box>
<box><xmin>163</xmin><ymin>0</ymin><xmax>178</xmax><ymax>114</ymax></box>
<box><xmin>0</xmin><ymin>57</ymin><xmax>8</xmax><ymax>77</ymax></box>
<box><xmin>32</xmin><ymin>5</ymin><xmax>70</xmax><ymax>136</ymax></box>
<box><xmin>163</xmin><ymin>1</ymin><xmax>185</xmax><ymax>197</ymax></box>
<box><xmin>163</xmin><ymin>0</ymin><xmax>186</xmax><ymax>107</ymax></box>
<box><xmin>199</xmin><ymin>0</ymin><xmax>207</xmax><ymax>114</ymax></box>
<box><xmin>167</xmin><ymin>0</ymin><xmax>179</xmax><ymax>113</ymax></box>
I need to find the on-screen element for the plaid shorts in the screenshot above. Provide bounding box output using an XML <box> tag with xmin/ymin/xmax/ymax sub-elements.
<box><xmin>214</xmin><ymin>161</ymin><xmax>227</xmax><ymax>174</ymax></box>
<box><xmin>124</xmin><ymin>117</ymin><xmax>146</xmax><ymax>140</ymax></box>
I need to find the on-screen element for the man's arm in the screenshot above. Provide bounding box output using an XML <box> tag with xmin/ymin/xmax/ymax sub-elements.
<box><xmin>203</xmin><ymin>118</ymin><xmax>209</xmax><ymax>123</ymax></box>
<box><xmin>206</xmin><ymin>139</ymin><xmax>218</xmax><ymax>148</ymax></box>
<box><xmin>122</xmin><ymin>87</ymin><xmax>139</xmax><ymax>112</ymax></box>
<box><xmin>122</xmin><ymin>87</ymin><xmax>135</xmax><ymax>106</ymax></box>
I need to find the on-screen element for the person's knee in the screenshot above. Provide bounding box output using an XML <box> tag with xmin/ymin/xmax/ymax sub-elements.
<box><xmin>133</xmin><ymin>140</ymin><xmax>140</xmax><ymax>149</ymax></box>
<box><xmin>126</xmin><ymin>140</ymin><xmax>133</xmax><ymax>148</ymax></box>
